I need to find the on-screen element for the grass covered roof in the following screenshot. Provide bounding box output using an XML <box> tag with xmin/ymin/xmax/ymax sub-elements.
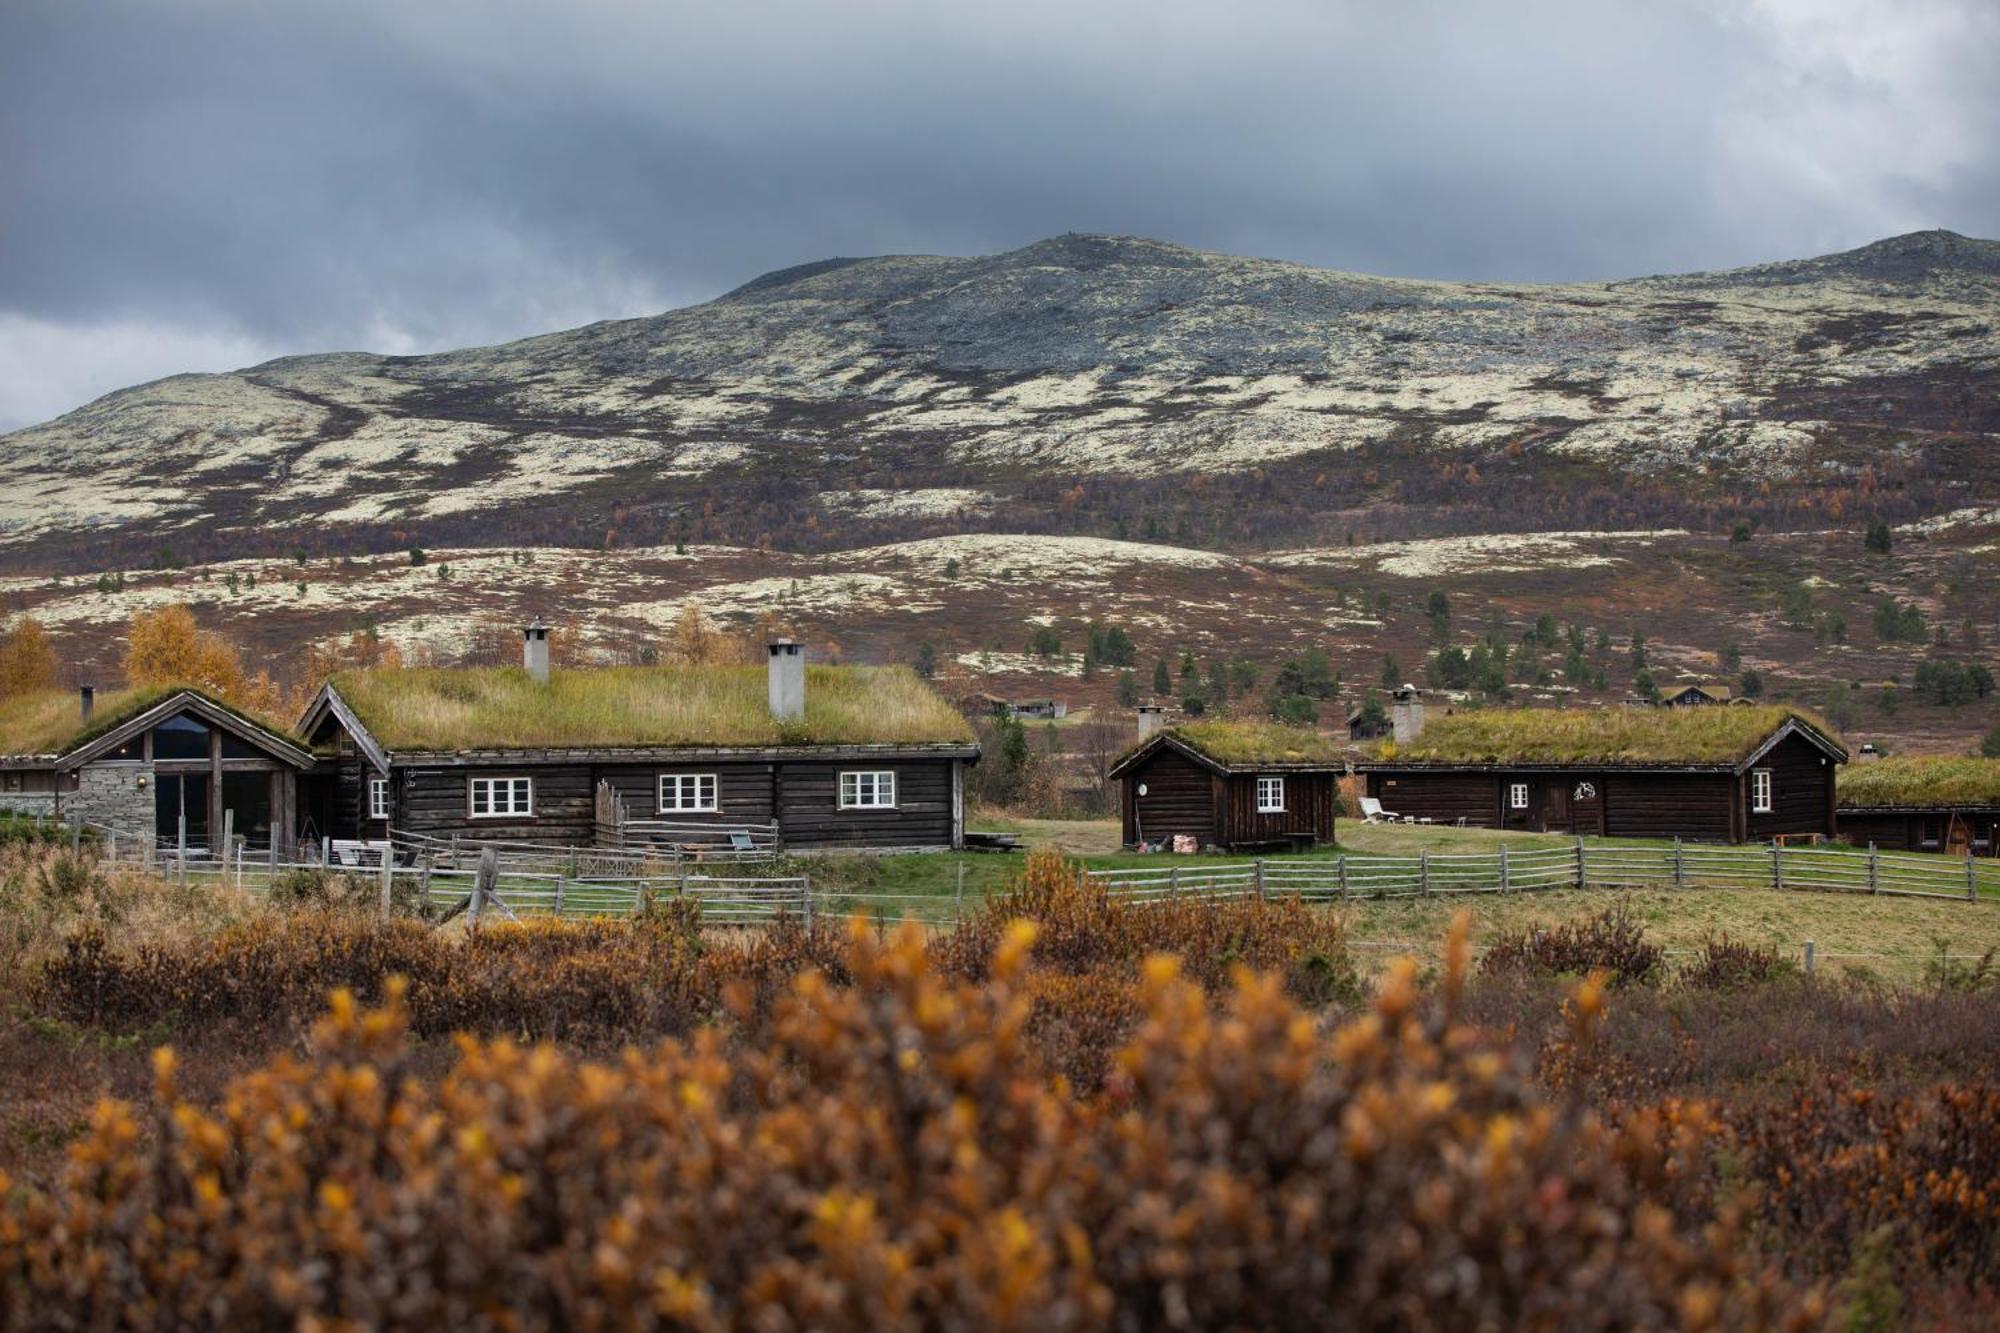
<box><xmin>1129</xmin><ymin>720</ymin><xmax>1347</xmax><ymax>769</ymax></box>
<box><xmin>1368</xmin><ymin>704</ymin><xmax>1840</xmax><ymax>768</ymax></box>
<box><xmin>0</xmin><ymin>685</ymin><xmax>212</xmax><ymax>758</ymax></box>
<box><xmin>1839</xmin><ymin>757</ymin><xmax>2000</xmax><ymax>809</ymax></box>
<box><xmin>326</xmin><ymin>664</ymin><xmax>976</xmax><ymax>752</ymax></box>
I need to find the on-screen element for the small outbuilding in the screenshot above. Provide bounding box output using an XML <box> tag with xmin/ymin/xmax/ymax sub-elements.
<box><xmin>1110</xmin><ymin>721</ymin><xmax>1343</xmax><ymax>852</ymax></box>
<box><xmin>1355</xmin><ymin>704</ymin><xmax>1845</xmax><ymax>842</ymax></box>
<box><xmin>0</xmin><ymin>685</ymin><xmax>315</xmax><ymax>853</ymax></box>
<box><xmin>1837</xmin><ymin>757</ymin><xmax>2000</xmax><ymax>856</ymax></box>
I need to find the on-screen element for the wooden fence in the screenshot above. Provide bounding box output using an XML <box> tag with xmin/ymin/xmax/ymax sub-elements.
<box><xmin>1086</xmin><ymin>839</ymin><xmax>2000</xmax><ymax>903</ymax></box>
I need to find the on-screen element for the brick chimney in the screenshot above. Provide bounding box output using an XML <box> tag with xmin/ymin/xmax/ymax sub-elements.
<box><xmin>767</xmin><ymin>639</ymin><xmax>805</xmax><ymax>721</ymax></box>
<box><xmin>521</xmin><ymin>617</ymin><xmax>550</xmax><ymax>684</ymax></box>
<box><xmin>1136</xmin><ymin>704</ymin><xmax>1166</xmax><ymax>739</ymax></box>
<box><xmin>1390</xmin><ymin>684</ymin><xmax>1426</xmax><ymax>744</ymax></box>
<box><xmin>78</xmin><ymin>684</ymin><xmax>94</xmax><ymax>723</ymax></box>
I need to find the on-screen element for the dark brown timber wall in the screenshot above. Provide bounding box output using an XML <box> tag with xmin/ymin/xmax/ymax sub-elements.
<box><xmin>1122</xmin><ymin>749</ymin><xmax>1217</xmax><ymax>847</ymax></box>
<box><xmin>1218</xmin><ymin>772</ymin><xmax>1338</xmax><ymax>849</ymax></box>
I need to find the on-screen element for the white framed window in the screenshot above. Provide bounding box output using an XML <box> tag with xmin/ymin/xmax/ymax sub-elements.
<box><xmin>368</xmin><ymin>777</ymin><xmax>390</xmax><ymax>821</ymax></box>
<box><xmin>1256</xmin><ymin>775</ymin><xmax>1286</xmax><ymax>813</ymax></box>
<box><xmin>1750</xmin><ymin>768</ymin><xmax>1773</xmax><ymax>814</ymax></box>
<box><xmin>839</xmin><ymin>770</ymin><xmax>896</xmax><ymax>810</ymax></box>
<box><xmin>1509</xmin><ymin>782</ymin><xmax>1530</xmax><ymax>811</ymax></box>
<box><xmin>658</xmin><ymin>773</ymin><xmax>719</xmax><ymax>813</ymax></box>
<box><xmin>468</xmin><ymin>776</ymin><xmax>533</xmax><ymax>819</ymax></box>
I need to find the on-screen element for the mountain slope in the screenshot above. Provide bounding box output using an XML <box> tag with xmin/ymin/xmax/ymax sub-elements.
<box><xmin>1</xmin><ymin>230</ymin><xmax>1995</xmax><ymax>569</ymax></box>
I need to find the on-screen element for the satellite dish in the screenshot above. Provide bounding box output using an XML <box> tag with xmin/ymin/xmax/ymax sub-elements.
<box><xmin>1137</xmin><ymin>783</ymin><xmax>1149</xmax><ymax>797</ymax></box>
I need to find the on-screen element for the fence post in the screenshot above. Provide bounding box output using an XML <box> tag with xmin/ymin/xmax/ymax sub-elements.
<box><xmin>1337</xmin><ymin>854</ymin><xmax>1349</xmax><ymax>901</ymax></box>
<box><xmin>321</xmin><ymin>835</ymin><xmax>331</xmax><ymax>867</ymax></box>
<box><xmin>1970</xmin><ymin>856</ymin><xmax>1979</xmax><ymax>902</ymax></box>
<box><xmin>379</xmin><ymin>843</ymin><xmax>393</xmax><ymax>919</ymax></box>
<box><xmin>1419</xmin><ymin>849</ymin><xmax>1430</xmax><ymax>896</ymax></box>
<box><xmin>107</xmin><ymin>830</ymin><xmax>117</xmax><ymax>863</ymax></box>
<box><xmin>1803</xmin><ymin>939</ymin><xmax>1816</xmax><ymax>975</ymax></box>
<box><xmin>472</xmin><ymin>847</ymin><xmax>497</xmax><ymax>927</ymax></box>
<box><xmin>1498</xmin><ymin>844</ymin><xmax>1510</xmax><ymax>894</ymax></box>
<box><xmin>1771</xmin><ymin>840</ymin><xmax>1783</xmax><ymax>892</ymax></box>
<box><xmin>955</xmin><ymin>861</ymin><xmax>965</xmax><ymax>924</ymax></box>
<box><xmin>1868</xmin><ymin>843</ymin><xmax>1879</xmax><ymax>895</ymax></box>
<box><xmin>1254</xmin><ymin>858</ymin><xmax>1266</xmax><ymax>902</ymax></box>
<box><xmin>554</xmin><ymin>875</ymin><xmax>566</xmax><ymax>917</ymax></box>
<box><xmin>1575</xmin><ymin>837</ymin><xmax>1586</xmax><ymax>890</ymax></box>
<box><xmin>68</xmin><ymin>815</ymin><xmax>82</xmax><ymax>856</ymax></box>
<box><xmin>801</xmin><ymin>872</ymin><xmax>813</xmax><ymax>929</ymax></box>
<box><xmin>233</xmin><ymin>836</ymin><xmax>244</xmax><ymax>891</ymax></box>
<box><xmin>1170</xmin><ymin>864</ymin><xmax>1181</xmax><ymax>899</ymax></box>
<box><xmin>1672</xmin><ymin>836</ymin><xmax>1684</xmax><ymax>890</ymax></box>
<box><xmin>220</xmin><ymin>811</ymin><xmax>233</xmax><ymax>887</ymax></box>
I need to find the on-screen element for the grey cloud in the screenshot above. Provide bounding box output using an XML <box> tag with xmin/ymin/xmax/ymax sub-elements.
<box><xmin>0</xmin><ymin>0</ymin><xmax>1995</xmax><ymax>429</ymax></box>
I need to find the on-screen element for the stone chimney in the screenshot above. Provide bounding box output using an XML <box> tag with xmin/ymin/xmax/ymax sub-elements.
<box><xmin>78</xmin><ymin>684</ymin><xmax>94</xmax><ymax>723</ymax></box>
<box><xmin>767</xmin><ymin>639</ymin><xmax>805</xmax><ymax>722</ymax></box>
<box><xmin>1389</xmin><ymin>684</ymin><xmax>1426</xmax><ymax>744</ymax></box>
<box><xmin>521</xmin><ymin>617</ymin><xmax>550</xmax><ymax>684</ymax></box>
<box><xmin>1136</xmin><ymin>704</ymin><xmax>1166</xmax><ymax>739</ymax></box>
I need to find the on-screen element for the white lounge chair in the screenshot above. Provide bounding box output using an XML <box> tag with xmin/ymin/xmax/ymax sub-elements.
<box><xmin>1358</xmin><ymin>796</ymin><xmax>1402</xmax><ymax>825</ymax></box>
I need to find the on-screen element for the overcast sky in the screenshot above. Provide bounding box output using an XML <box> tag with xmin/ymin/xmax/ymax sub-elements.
<box><xmin>1</xmin><ymin>0</ymin><xmax>1995</xmax><ymax>431</ymax></box>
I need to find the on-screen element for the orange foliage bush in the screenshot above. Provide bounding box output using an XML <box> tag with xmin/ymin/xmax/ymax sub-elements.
<box><xmin>0</xmin><ymin>921</ymin><xmax>1821</xmax><ymax>1330</ymax></box>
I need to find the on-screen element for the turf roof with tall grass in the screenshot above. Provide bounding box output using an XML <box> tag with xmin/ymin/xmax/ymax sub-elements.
<box><xmin>1839</xmin><ymin>756</ymin><xmax>2000</xmax><ymax>809</ymax></box>
<box><xmin>1367</xmin><ymin>704</ymin><xmax>1841</xmax><ymax>768</ymax></box>
<box><xmin>0</xmin><ymin>685</ymin><xmax>288</xmax><ymax>759</ymax></box>
<box><xmin>1125</xmin><ymin>720</ymin><xmax>1348</xmax><ymax>769</ymax></box>
<box><xmin>326</xmin><ymin>665</ymin><xmax>977</xmax><ymax>752</ymax></box>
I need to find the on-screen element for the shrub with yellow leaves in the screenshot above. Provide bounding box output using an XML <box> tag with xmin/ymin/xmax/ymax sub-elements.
<box><xmin>0</xmin><ymin>916</ymin><xmax>1823</xmax><ymax>1330</ymax></box>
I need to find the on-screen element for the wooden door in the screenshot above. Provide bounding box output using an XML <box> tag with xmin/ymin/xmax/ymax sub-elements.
<box><xmin>1538</xmin><ymin>779</ymin><xmax>1570</xmax><ymax>833</ymax></box>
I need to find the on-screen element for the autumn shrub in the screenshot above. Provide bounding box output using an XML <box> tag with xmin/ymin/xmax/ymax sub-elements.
<box><xmin>1678</xmin><ymin>935</ymin><xmax>1793</xmax><ymax>990</ymax></box>
<box><xmin>1480</xmin><ymin>901</ymin><xmax>1665</xmax><ymax>987</ymax></box>
<box><xmin>0</xmin><ymin>920</ymin><xmax>1822</xmax><ymax>1329</ymax></box>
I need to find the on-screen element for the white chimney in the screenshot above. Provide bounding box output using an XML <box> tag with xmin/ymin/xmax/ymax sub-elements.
<box><xmin>79</xmin><ymin>684</ymin><xmax>95</xmax><ymax>722</ymax></box>
<box><xmin>1390</xmin><ymin>684</ymin><xmax>1426</xmax><ymax>744</ymax></box>
<box><xmin>1136</xmin><ymin>704</ymin><xmax>1166</xmax><ymax>739</ymax></box>
<box><xmin>768</xmin><ymin>639</ymin><xmax>805</xmax><ymax>721</ymax></box>
<box><xmin>521</xmin><ymin>617</ymin><xmax>550</xmax><ymax>684</ymax></box>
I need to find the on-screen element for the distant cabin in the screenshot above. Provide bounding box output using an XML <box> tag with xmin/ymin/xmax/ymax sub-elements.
<box><xmin>1660</xmin><ymin>683</ymin><xmax>1741</xmax><ymax>708</ymax></box>
<box><xmin>0</xmin><ymin>685</ymin><xmax>314</xmax><ymax>853</ymax></box>
<box><xmin>1109</xmin><ymin>722</ymin><xmax>1342</xmax><ymax>852</ymax></box>
<box><xmin>1356</xmin><ymin>705</ymin><xmax>1845</xmax><ymax>842</ymax></box>
<box><xmin>1837</xmin><ymin>757</ymin><xmax>2000</xmax><ymax>857</ymax></box>
<box><xmin>297</xmin><ymin>634</ymin><xmax>980</xmax><ymax>854</ymax></box>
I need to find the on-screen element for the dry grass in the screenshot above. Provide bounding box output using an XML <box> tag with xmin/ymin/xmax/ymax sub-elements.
<box><xmin>329</xmin><ymin>663</ymin><xmax>974</xmax><ymax>750</ymax></box>
<box><xmin>1373</xmin><ymin>704</ymin><xmax>1841</xmax><ymax>767</ymax></box>
<box><xmin>1840</xmin><ymin>756</ymin><xmax>2000</xmax><ymax>808</ymax></box>
<box><xmin>1338</xmin><ymin>886</ymin><xmax>2000</xmax><ymax>983</ymax></box>
<box><xmin>0</xmin><ymin>684</ymin><xmax>296</xmax><ymax>758</ymax></box>
<box><xmin>1127</xmin><ymin>719</ymin><xmax>1346</xmax><ymax>768</ymax></box>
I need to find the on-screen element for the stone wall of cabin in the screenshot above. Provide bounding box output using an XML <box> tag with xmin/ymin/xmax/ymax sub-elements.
<box><xmin>63</xmin><ymin>764</ymin><xmax>154</xmax><ymax>838</ymax></box>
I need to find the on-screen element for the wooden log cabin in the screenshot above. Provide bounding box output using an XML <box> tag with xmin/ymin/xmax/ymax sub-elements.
<box><xmin>297</xmin><ymin>632</ymin><xmax>980</xmax><ymax>853</ymax></box>
<box><xmin>1836</xmin><ymin>757</ymin><xmax>2000</xmax><ymax>856</ymax></box>
<box><xmin>1356</xmin><ymin>703</ymin><xmax>1845</xmax><ymax>842</ymax></box>
<box><xmin>0</xmin><ymin>685</ymin><xmax>315</xmax><ymax>853</ymax></box>
<box><xmin>1110</xmin><ymin>721</ymin><xmax>1342</xmax><ymax>852</ymax></box>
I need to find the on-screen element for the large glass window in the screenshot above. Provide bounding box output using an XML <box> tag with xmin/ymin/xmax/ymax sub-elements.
<box><xmin>151</xmin><ymin>714</ymin><xmax>211</xmax><ymax>760</ymax></box>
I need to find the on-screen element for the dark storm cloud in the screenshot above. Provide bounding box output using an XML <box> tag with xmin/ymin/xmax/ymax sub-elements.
<box><xmin>2</xmin><ymin>0</ymin><xmax>1996</xmax><ymax>428</ymax></box>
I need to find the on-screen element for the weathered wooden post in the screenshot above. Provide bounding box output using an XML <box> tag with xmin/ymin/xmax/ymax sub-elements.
<box><xmin>1969</xmin><ymin>856</ymin><xmax>1979</xmax><ymax>902</ymax></box>
<box><xmin>420</xmin><ymin>855</ymin><xmax>433</xmax><ymax>912</ymax></box>
<box><xmin>554</xmin><ymin>874</ymin><xmax>567</xmax><ymax>917</ymax></box>
<box><xmin>801</xmin><ymin>872</ymin><xmax>813</xmax><ymax>929</ymax></box>
<box><xmin>1575</xmin><ymin>837</ymin><xmax>1586</xmax><ymax>890</ymax></box>
<box><xmin>1337</xmin><ymin>854</ymin><xmax>1349</xmax><ymax>901</ymax></box>
<box><xmin>1672</xmin><ymin>836</ymin><xmax>1684</xmax><ymax>890</ymax></box>
<box><xmin>472</xmin><ymin>847</ymin><xmax>497</xmax><ymax>927</ymax></box>
<box><xmin>1419</xmin><ymin>849</ymin><xmax>1430</xmax><ymax>896</ymax></box>
<box><xmin>955</xmin><ymin>861</ymin><xmax>965</xmax><ymax>924</ymax></box>
<box><xmin>320</xmin><ymin>835</ymin><xmax>331</xmax><ymax>867</ymax></box>
<box><xmin>220</xmin><ymin>811</ymin><xmax>234</xmax><ymax>890</ymax></box>
<box><xmin>1498</xmin><ymin>844</ymin><xmax>1510</xmax><ymax>894</ymax></box>
<box><xmin>1868</xmin><ymin>843</ymin><xmax>1879</xmax><ymax>895</ymax></box>
<box><xmin>1254</xmin><ymin>858</ymin><xmax>1266</xmax><ymax>902</ymax></box>
<box><xmin>1802</xmin><ymin>939</ymin><xmax>1816</xmax><ymax>975</ymax></box>
<box><xmin>107</xmin><ymin>830</ymin><xmax>117</xmax><ymax>863</ymax></box>
<box><xmin>1170</xmin><ymin>864</ymin><xmax>1181</xmax><ymax>899</ymax></box>
<box><xmin>142</xmin><ymin>836</ymin><xmax>153</xmax><ymax>875</ymax></box>
<box><xmin>68</xmin><ymin>815</ymin><xmax>82</xmax><ymax>855</ymax></box>
<box><xmin>1771</xmin><ymin>840</ymin><xmax>1783</xmax><ymax>892</ymax></box>
<box><xmin>379</xmin><ymin>843</ymin><xmax>393</xmax><ymax>918</ymax></box>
